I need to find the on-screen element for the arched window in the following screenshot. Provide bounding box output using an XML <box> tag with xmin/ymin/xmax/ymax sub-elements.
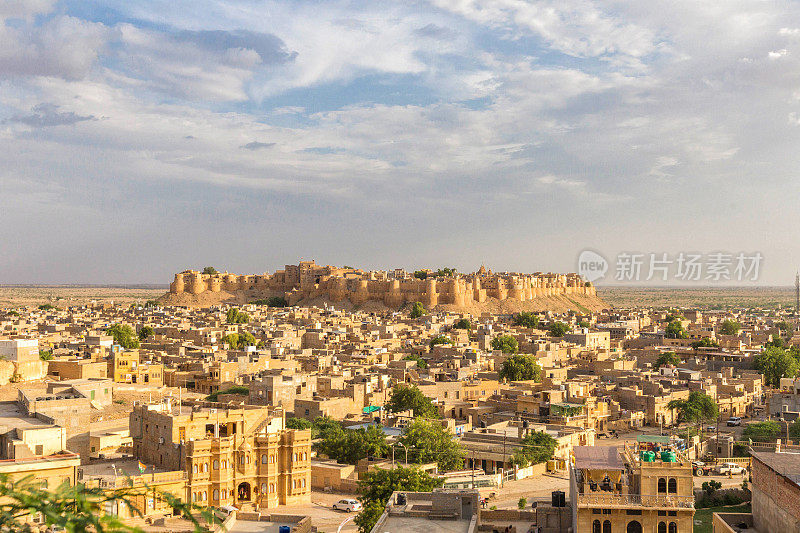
<box><xmin>270</xmin><ymin>455</ymin><xmax>275</xmax><ymax>463</ymax></box>
<box><xmin>213</xmin><ymin>489</ymin><xmax>219</xmax><ymax>501</ymax></box>
<box><xmin>269</xmin><ymin>483</ymin><xmax>275</xmax><ymax>493</ymax></box>
<box><xmin>593</xmin><ymin>520</ymin><xmax>601</xmax><ymax>533</ymax></box>
<box><xmin>261</xmin><ymin>483</ymin><xmax>268</xmax><ymax>493</ymax></box>
<box><xmin>203</xmin><ymin>463</ymin><xmax>208</xmax><ymax>472</ymax></box>
<box><xmin>202</xmin><ymin>491</ymin><xmax>207</xmax><ymax>501</ymax></box>
<box><xmin>261</xmin><ymin>454</ymin><xmax>268</xmax><ymax>464</ymax></box>
<box><xmin>668</xmin><ymin>523</ymin><xmax>677</xmax><ymax>533</ymax></box>
<box><xmin>626</xmin><ymin>521</ymin><xmax>642</xmax><ymax>533</ymax></box>
<box><xmin>213</xmin><ymin>460</ymin><xmax>219</xmax><ymax>470</ymax></box>
<box><xmin>603</xmin><ymin>520</ymin><xmax>611</xmax><ymax>533</ymax></box>
<box><xmin>658</xmin><ymin>478</ymin><xmax>667</xmax><ymax>493</ymax></box>
<box><xmin>193</xmin><ymin>464</ymin><xmax>198</xmax><ymax>473</ymax></box>
<box><xmin>658</xmin><ymin>522</ymin><xmax>667</xmax><ymax>533</ymax></box>
<box><xmin>240</xmin><ymin>455</ymin><xmax>246</xmax><ymax>465</ymax></box>
<box><xmin>303</xmin><ymin>452</ymin><xmax>307</xmax><ymax>460</ymax></box>
<box><xmin>668</xmin><ymin>478</ymin><xmax>677</xmax><ymax>493</ymax></box>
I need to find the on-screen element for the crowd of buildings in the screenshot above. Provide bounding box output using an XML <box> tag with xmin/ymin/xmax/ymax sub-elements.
<box><xmin>1</xmin><ymin>280</ymin><xmax>800</xmax><ymax>532</ymax></box>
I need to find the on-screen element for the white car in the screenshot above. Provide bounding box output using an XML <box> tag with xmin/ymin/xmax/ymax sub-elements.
<box><xmin>717</xmin><ymin>462</ymin><xmax>746</xmax><ymax>475</ymax></box>
<box><xmin>333</xmin><ymin>499</ymin><xmax>362</xmax><ymax>512</ymax></box>
<box><xmin>727</xmin><ymin>417</ymin><xmax>742</xmax><ymax>427</ymax></box>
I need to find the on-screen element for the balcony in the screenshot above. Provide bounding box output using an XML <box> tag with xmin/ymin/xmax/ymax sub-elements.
<box><xmin>577</xmin><ymin>492</ymin><xmax>694</xmax><ymax>510</ymax></box>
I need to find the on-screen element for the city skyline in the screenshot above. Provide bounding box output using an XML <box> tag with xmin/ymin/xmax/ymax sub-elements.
<box><xmin>3</xmin><ymin>1</ymin><xmax>800</xmax><ymax>284</ymax></box>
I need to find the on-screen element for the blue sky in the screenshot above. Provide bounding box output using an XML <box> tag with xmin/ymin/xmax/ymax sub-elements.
<box><xmin>2</xmin><ymin>0</ymin><xmax>800</xmax><ymax>284</ymax></box>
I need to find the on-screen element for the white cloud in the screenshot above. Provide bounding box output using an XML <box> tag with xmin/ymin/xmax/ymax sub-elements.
<box><xmin>0</xmin><ymin>15</ymin><xmax>110</xmax><ymax>80</ymax></box>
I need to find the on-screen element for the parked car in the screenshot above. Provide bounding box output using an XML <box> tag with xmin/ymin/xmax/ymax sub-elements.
<box><xmin>717</xmin><ymin>462</ymin><xmax>746</xmax><ymax>475</ymax></box>
<box><xmin>727</xmin><ymin>417</ymin><xmax>742</xmax><ymax>427</ymax></box>
<box><xmin>692</xmin><ymin>461</ymin><xmax>713</xmax><ymax>476</ymax></box>
<box><xmin>333</xmin><ymin>499</ymin><xmax>362</xmax><ymax>512</ymax></box>
<box><xmin>706</xmin><ymin>425</ymin><xmax>716</xmax><ymax>432</ymax></box>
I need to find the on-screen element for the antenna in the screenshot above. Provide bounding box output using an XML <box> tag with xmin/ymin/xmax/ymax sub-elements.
<box><xmin>796</xmin><ymin>271</ymin><xmax>799</xmax><ymax>314</ymax></box>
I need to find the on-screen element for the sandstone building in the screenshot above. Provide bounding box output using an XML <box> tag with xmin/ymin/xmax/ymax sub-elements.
<box><xmin>130</xmin><ymin>400</ymin><xmax>311</xmax><ymax>511</ymax></box>
<box><xmin>166</xmin><ymin>261</ymin><xmax>598</xmax><ymax>309</ymax></box>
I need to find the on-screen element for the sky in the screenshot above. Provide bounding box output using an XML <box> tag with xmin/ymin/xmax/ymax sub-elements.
<box><xmin>2</xmin><ymin>0</ymin><xmax>800</xmax><ymax>285</ymax></box>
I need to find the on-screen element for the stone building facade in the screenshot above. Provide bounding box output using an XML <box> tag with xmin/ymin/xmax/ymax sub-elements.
<box><xmin>130</xmin><ymin>401</ymin><xmax>311</xmax><ymax>511</ymax></box>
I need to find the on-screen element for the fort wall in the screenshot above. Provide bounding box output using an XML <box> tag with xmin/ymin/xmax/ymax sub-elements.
<box><xmin>167</xmin><ymin>262</ymin><xmax>597</xmax><ymax>309</ymax></box>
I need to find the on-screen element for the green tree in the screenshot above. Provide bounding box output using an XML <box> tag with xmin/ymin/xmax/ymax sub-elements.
<box><xmin>491</xmin><ymin>335</ymin><xmax>519</xmax><ymax>354</ymax></box>
<box><xmin>355</xmin><ymin>501</ymin><xmax>386</xmax><ymax>533</ymax></box>
<box><xmin>403</xmin><ymin>354</ymin><xmax>428</xmax><ymax>369</ymax></box>
<box><xmin>667</xmin><ymin>391</ymin><xmax>719</xmax><ymax>424</ymax></box>
<box><xmin>453</xmin><ymin>318</ymin><xmax>472</xmax><ymax>330</ymax></box>
<box><xmin>286</xmin><ymin>417</ymin><xmax>313</xmax><ymax>431</ymax></box>
<box><xmin>239</xmin><ymin>331</ymin><xmax>257</xmax><ymax>347</ymax></box>
<box><xmin>753</xmin><ymin>346</ymin><xmax>800</xmax><ymax>387</ymax></box>
<box><xmin>548</xmin><ymin>321</ymin><xmax>570</xmax><ymax>337</ymax></box>
<box><xmin>742</xmin><ymin>421</ymin><xmax>781</xmax><ymax>442</ymax></box>
<box><xmin>317</xmin><ymin>425</ymin><xmax>388</xmax><ymax>464</ymax></box>
<box><xmin>665</xmin><ymin>320</ymin><xmax>687</xmax><ymax>339</ymax></box>
<box><xmin>513</xmin><ymin>312</ymin><xmax>539</xmax><ymax>329</ymax></box>
<box><xmin>413</xmin><ymin>271</ymin><xmax>428</xmax><ymax>280</ymax></box>
<box><xmin>654</xmin><ymin>351</ymin><xmax>681</xmax><ymax>369</ymax></box>
<box><xmin>0</xmin><ymin>472</ymin><xmax>214</xmax><ymax>533</ymax></box>
<box><xmin>777</xmin><ymin>321</ymin><xmax>790</xmax><ymax>332</ymax></box>
<box><xmin>385</xmin><ymin>385</ymin><xmax>438</xmax><ymax>418</ymax></box>
<box><xmin>250</xmin><ymin>297</ymin><xmax>289</xmax><ymax>308</ymax></box>
<box><xmin>138</xmin><ymin>326</ymin><xmax>154</xmax><ymax>340</ymax></box>
<box><xmin>206</xmin><ymin>385</ymin><xmax>249</xmax><ymax>402</ymax></box>
<box><xmin>429</xmin><ymin>335</ymin><xmax>453</xmax><ymax>350</ymax></box>
<box><xmin>499</xmin><ymin>353</ymin><xmax>542</xmax><ymax>382</ymax></box>
<box><xmin>202</xmin><ymin>266</ymin><xmax>218</xmax><ymax>275</ymax></box>
<box><xmin>766</xmin><ymin>335</ymin><xmax>787</xmax><ymax>349</ymax></box>
<box><xmin>221</xmin><ymin>333</ymin><xmax>240</xmax><ymax>349</ymax></box>
<box><xmin>106</xmin><ymin>324</ymin><xmax>140</xmax><ymax>349</ymax></box>
<box><xmin>226</xmin><ymin>308</ymin><xmax>249</xmax><ymax>324</ymax></box>
<box><xmin>434</xmin><ymin>267</ymin><xmax>457</xmax><ymax>277</ymax></box>
<box><xmin>38</xmin><ymin>304</ymin><xmax>56</xmax><ymax>311</ymax></box>
<box><xmin>356</xmin><ymin>467</ymin><xmax>443</xmax><ymax>533</ymax></box>
<box><xmin>517</xmin><ymin>498</ymin><xmax>527</xmax><ymax>510</ymax></box>
<box><xmin>511</xmin><ymin>431</ymin><xmax>557</xmax><ymax>467</ymax></box>
<box><xmin>39</xmin><ymin>349</ymin><xmax>53</xmax><ymax>361</ymax></box>
<box><xmin>410</xmin><ymin>301</ymin><xmax>426</xmax><ymax>318</ymax></box>
<box><xmin>398</xmin><ymin>418</ymin><xmax>464</xmax><ymax>471</ymax></box>
<box><xmin>789</xmin><ymin>420</ymin><xmax>800</xmax><ymax>440</ymax></box>
<box><xmin>719</xmin><ymin>319</ymin><xmax>742</xmax><ymax>335</ymax></box>
<box><xmin>691</xmin><ymin>337</ymin><xmax>719</xmax><ymax>350</ymax></box>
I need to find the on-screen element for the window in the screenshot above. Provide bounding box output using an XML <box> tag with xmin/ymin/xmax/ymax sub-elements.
<box><xmin>658</xmin><ymin>523</ymin><xmax>666</xmax><ymax>533</ymax></box>
<box><xmin>593</xmin><ymin>520</ymin><xmax>601</xmax><ymax>533</ymax></box>
<box><xmin>667</xmin><ymin>511</ymin><xmax>677</xmax><ymax>517</ymax></box>
<box><xmin>668</xmin><ymin>478</ymin><xmax>677</xmax><ymax>494</ymax></box>
<box><xmin>193</xmin><ymin>464</ymin><xmax>198</xmax><ymax>474</ymax></box>
<box><xmin>602</xmin><ymin>509</ymin><xmax>612</xmax><ymax>515</ymax></box>
<box><xmin>213</xmin><ymin>489</ymin><xmax>219</xmax><ymax>501</ymax></box>
<box><xmin>668</xmin><ymin>523</ymin><xmax>677</xmax><ymax>533</ymax></box>
<box><xmin>214</xmin><ymin>460</ymin><xmax>219</xmax><ymax>470</ymax></box>
<box><xmin>657</xmin><ymin>478</ymin><xmax>667</xmax><ymax>493</ymax></box>
<box><xmin>269</xmin><ymin>483</ymin><xmax>275</xmax><ymax>493</ymax></box>
<box><xmin>303</xmin><ymin>452</ymin><xmax>307</xmax><ymax>460</ymax></box>
<box><xmin>302</xmin><ymin>479</ymin><xmax>306</xmax><ymax>488</ymax></box>
<box><xmin>262</xmin><ymin>454</ymin><xmax>268</xmax><ymax>464</ymax></box>
<box><xmin>261</xmin><ymin>483</ymin><xmax>267</xmax><ymax>493</ymax></box>
<box><xmin>592</xmin><ymin>509</ymin><xmax>602</xmax><ymax>515</ymax></box>
<box><xmin>602</xmin><ymin>520</ymin><xmax>611</xmax><ymax>533</ymax></box>
<box><xmin>240</xmin><ymin>455</ymin><xmax>246</xmax><ymax>465</ymax></box>
<box><xmin>658</xmin><ymin>511</ymin><xmax>667</xmax><ymax>516</ymax></box>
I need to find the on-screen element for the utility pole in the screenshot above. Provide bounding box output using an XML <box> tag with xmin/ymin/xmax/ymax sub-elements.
<box><xmin>795</xmin><ymin>271</ymin><xmax>799</xmax><ymax>314</ymax></box>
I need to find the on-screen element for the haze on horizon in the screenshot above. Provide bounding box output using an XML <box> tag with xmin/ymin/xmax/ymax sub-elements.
<box><xmin>2</xmin><ymin>1</ymin><xmax>800</xmax><ymax>285</ymax></box>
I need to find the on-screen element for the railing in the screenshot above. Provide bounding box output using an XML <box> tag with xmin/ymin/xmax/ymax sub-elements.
<box><xmin>577</xmin><ymin>493</ymin><xmax>694</xmax><ymax>509</ymax></box>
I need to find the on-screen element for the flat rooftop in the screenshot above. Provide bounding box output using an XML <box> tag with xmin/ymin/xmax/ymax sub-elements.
<box><xmin>0</xmin><ymin>401</ymin><xmax>52</xmax><ymax>431</ymax></box>
<box><xmin>573</xmin><ymin>446</ymin><xmax>624</xmax><ymax>470</ymax></box>
<box><xmin>375</xmin><ymin>516</ymin><xmax>471</xmax><ymax>533</ymax></box>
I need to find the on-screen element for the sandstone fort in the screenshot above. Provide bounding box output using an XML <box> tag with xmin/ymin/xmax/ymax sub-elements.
<box><xmin>163</xmin><ymin>260</ymin><xmax>602</xmax><ymax>311</ymax></box>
